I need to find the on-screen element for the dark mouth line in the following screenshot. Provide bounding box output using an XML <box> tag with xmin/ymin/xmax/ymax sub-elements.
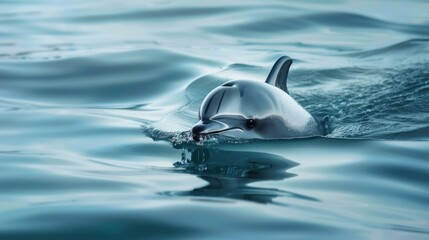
<box><xmin>201</xmin><ymin>127</ymin><xmax>243</xmax><ymax>136</ymax></box>
<box><xmin>193</xmin><ymin>127</ymin><xmax>243</xmax><ymax>141</ymax></box>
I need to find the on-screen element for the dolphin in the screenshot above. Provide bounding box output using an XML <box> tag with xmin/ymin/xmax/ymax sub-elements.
<box><xmin>191</xmin><ymin>56</ymin><xmax>323</xmax><ymax>141</ymax></box>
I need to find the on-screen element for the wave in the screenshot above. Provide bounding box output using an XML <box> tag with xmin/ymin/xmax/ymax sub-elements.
<box><xmin>70</xmin><ymin>6</ymin><xmax>241</xmax><ymax>23</ymax></box>
<box><xmin>0</xmin><ymin>48</ymin><xmax>220</xmax><ymax>106</ymax></box>
<box><xmin>205</xmin><ymin>12</ymin><xmax>429</xmax><ymax>36</ymax></box>
<box><xmin>348</xmin><ymin>38</ymin><xmax>429</xmax><ymax>59</ymax></box>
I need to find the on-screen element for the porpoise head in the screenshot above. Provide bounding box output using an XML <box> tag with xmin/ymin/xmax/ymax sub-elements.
<box><xmin>191</xmin><ymin>80</ymin><xmax>289</xmax><ymax>141</ymax></box>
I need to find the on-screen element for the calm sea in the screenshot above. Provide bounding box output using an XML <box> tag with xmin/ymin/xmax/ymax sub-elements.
<box><xmin>1</xmin><ymin>0</ymin><xmax>428</xmax><ymax>239</ymax></box>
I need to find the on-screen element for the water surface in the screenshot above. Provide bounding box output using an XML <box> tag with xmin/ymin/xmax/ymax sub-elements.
<box><xmin>1</xmin><ymin>0</ymin><xmax>429</xmax><ymax>239</ymax></box>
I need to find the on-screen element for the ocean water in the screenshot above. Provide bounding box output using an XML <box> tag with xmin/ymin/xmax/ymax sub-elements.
<box><xmin>1</xmin><ymin>0</ymin><xmax>429</xmax><ymax>239</ymax></box>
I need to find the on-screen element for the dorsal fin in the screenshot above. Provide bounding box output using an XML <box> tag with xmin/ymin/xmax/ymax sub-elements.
<box><xmin>265</xmin><ymin>56</ymin><xmax>293</xmax><ymax>94</ymax></box>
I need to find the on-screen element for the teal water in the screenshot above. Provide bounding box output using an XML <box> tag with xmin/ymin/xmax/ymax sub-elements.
<box><xmin>1</xmin><ymin>0</ymin><xmax>429</xmax><ymax>239</ymax></box>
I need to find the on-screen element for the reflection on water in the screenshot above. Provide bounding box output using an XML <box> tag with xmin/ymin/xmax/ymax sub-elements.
<box><xmin>164</xmin><ymin>146</ymin><xmax>318</xmax><ymax>204</ymax></box>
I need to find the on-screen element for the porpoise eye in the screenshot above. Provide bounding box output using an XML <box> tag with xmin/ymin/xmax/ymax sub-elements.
<box><xmin>246</xmin><ymin>119</ymin><xmax>256</xmax><ymax>129</ymax></box>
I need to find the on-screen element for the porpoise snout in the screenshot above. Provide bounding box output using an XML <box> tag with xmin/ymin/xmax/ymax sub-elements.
<box><xmin>191</xmin><ymin>120</ymin><xmax>229</xmax><ymax>142</ymax></box>
<box><xmin>191</xmin><ymin>123</ymin><xmax>205</xmax><ymax>142</ymax></box>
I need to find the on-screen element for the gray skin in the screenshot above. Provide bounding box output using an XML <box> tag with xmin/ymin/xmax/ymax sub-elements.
<box><xmin>192</xmin><ymin>56</ymin><xmax>322</xmax><ymax>141</ymax></box>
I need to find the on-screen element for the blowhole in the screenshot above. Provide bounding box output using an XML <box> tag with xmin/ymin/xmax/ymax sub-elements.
<box><xmin>222</xmin><ymin>82</ymin><xmax>235</xmax><ymax>87</ymax></box>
